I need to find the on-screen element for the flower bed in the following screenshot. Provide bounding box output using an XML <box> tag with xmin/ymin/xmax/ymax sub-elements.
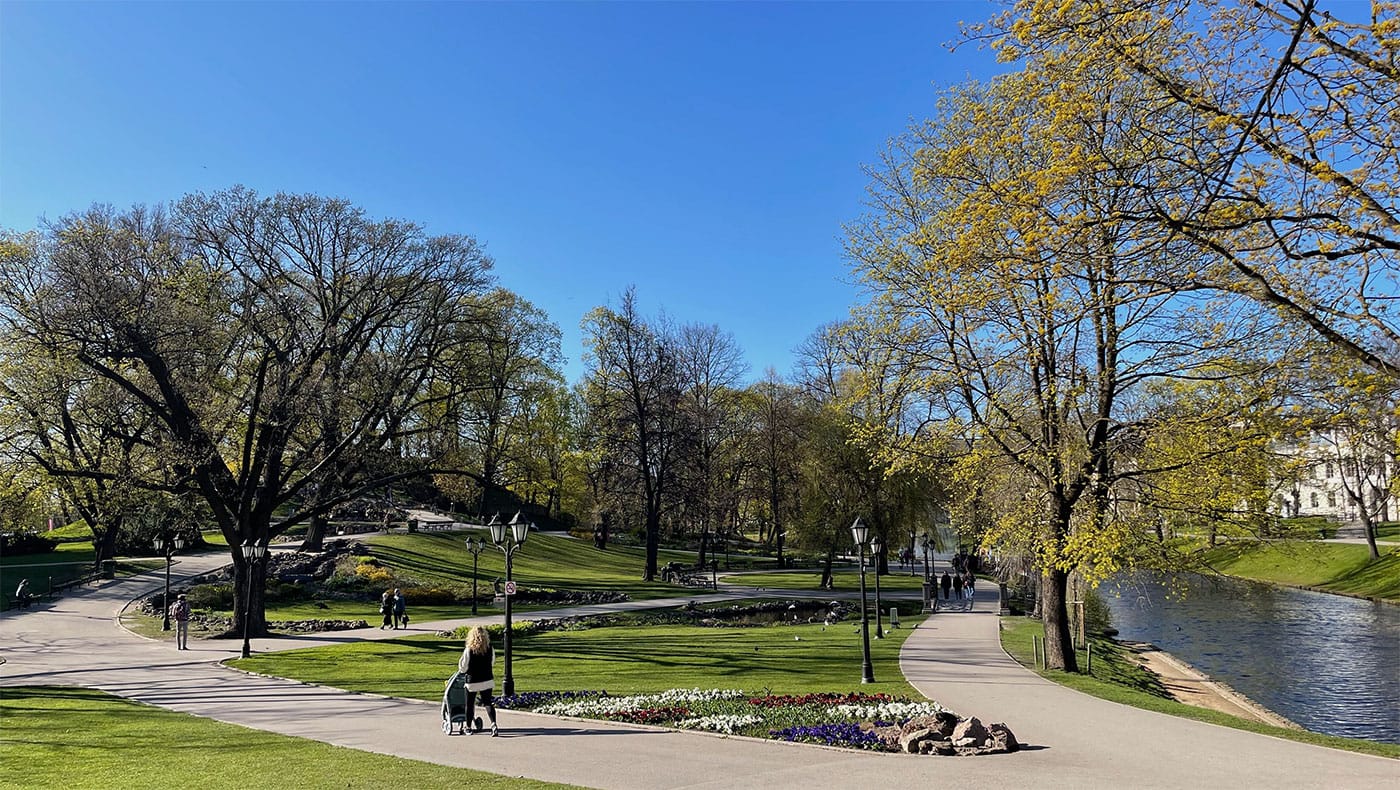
<box><xmin>499</xmin><ymin>687</ymin><xmax>963</xmax><ymax>752</ymax></box>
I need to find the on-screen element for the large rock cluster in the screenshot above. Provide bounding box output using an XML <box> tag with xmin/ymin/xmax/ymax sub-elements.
<box><xmin>882</xmin><ymin>713</ymin><xmax>1019</xmax><ymax>756</ymax></box>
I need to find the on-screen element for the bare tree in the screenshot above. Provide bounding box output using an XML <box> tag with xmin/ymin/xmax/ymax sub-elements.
<box><xmin>0</xmin><ymin>189</ymin><xmax>493</xmax><ymax>634</ymax></box>
<box><xmin>581</xmin><ymin>288</ymin><xmax>686</xmax><ymax>580</ymax></box>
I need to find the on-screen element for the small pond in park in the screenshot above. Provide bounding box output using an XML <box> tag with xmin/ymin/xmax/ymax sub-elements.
<box><xmin>1100</xmin><ymin>572</ymin><xmax>1400</xmax><ymax>745</ymax></box>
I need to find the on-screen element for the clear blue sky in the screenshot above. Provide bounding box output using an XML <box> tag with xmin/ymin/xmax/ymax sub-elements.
<box><xmin>1</xmin><ymin>1</ymin><xmax>1005</xmax><ymax>384</ymax></box>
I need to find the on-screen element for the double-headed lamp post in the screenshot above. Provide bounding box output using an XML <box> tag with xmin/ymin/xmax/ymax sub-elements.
<box><xmin>871</xmin><ymin>533</ymin><xmax>884</xmax><ymax>639</ymax></box>
<box><xmin>465</xmin><ymin>536</ymin><xmax>486</xmax><ymax>616</ymax></box>
<box><xmin>155</xmin><ymin>532</ymin><xmax>187</xmax><ymax>631</ymax></box>
<box><xmin>240</xmin><ymin>540</ymin><xmax>267</xmax><ymax>659</ymax></box>
<box><xmin>850</xmin><ymin>517</ymin><xmax>875</xmax><ymax>684</ymax></box>
<box><xmin>920</xmin><ymin>534</ymin><xmax>936</xmax><ymax>612</ymax></box>
<box><xmin>489</xmin><ymin>511</ymin><xmax>531</xmax><ymax>697</ymax></box>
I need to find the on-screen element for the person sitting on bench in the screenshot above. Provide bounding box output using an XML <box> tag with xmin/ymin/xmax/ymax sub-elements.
<box><xmin>14</xmin><ymin>578</ymin><xmax>32</xmax><ymax>608</ymax></box>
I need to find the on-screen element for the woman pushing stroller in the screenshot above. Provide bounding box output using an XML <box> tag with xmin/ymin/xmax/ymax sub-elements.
<box><xmin>458</xmin><ymin>626</ymin><xmax>499</xmax><ymax>736</ymax></box>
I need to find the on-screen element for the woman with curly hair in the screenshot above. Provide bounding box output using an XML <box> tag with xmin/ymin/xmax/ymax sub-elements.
<box><xmin>458</xmin><ymin>625</ymin><xmax>499</xmax><ymax>736</ymax></box>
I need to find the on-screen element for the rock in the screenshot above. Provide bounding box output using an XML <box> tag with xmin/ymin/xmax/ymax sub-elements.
<box><xmin>902</xmin><ymin>712</ymin><xmax>957</xmax><ymax>738</ymax></box>
<box><xmin>987</xmin><ymin>722</ymin><xmax>1019</xmax><ymax>753</ymax></box>
<box><xmin>951</xmin><ymin>716</ymin><xmax>990</xmax><ymax>748</ymax></box>
<box><xmin>901</xmin><ymin>727</ymin><xmax>936</xmax><ymax>754</ymax></box>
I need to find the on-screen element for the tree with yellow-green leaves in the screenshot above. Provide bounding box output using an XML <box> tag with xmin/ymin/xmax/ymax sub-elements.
<box><xmin>1133</xmin><ymin>371</ymin><xmax>1295</xmax><ymax>549</ymax></box>
<box><xmin>845</xmin><ymin>60</ymin><xmax>1272</xmax><ymax>669</ymax></box>
<box><xmin>982</xmin><ymin>0</ymin><xmax>1399</xmax><ymax>377</ymax></box>
<box><xmin>1291</xmin><ymin>353</ymin><xmax>1400</xmax><ymax>558</ymax></box>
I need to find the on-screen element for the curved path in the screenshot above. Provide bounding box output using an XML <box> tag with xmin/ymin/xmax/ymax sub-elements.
<box><xmin>1</xmin><ymin>550</ymin><xmax>1394</xmax><ymax>789</ymax></box>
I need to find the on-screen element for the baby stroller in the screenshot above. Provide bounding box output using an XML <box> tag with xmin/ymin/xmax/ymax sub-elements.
<box><xmin>441</xmin><ymin>671</ymin><xmax>483</xmax><ymax>735</ymax></box>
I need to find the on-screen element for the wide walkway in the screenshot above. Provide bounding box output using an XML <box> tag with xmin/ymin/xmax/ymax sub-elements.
<box><xmin>1</xmin><ymin>549</ymin><xmax>1394</xmax><ymax>789</ymax></box>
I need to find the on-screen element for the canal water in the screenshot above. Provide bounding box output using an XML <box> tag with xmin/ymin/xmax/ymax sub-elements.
<box><xmin>1100</xmin><ymin>572</ymin><xmax>1400</xmax><ymax>744</ymax></box>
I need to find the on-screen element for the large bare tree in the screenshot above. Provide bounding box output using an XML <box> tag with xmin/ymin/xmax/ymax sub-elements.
<box><xmin>0</xmin><ymin>188</ymin><xmax>492</xmax><ymax>634</ymax></box>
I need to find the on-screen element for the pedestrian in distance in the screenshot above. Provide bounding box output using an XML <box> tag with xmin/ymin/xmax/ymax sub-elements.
<box><xmin>458</xmin><ymin>625</ymin><xmax>499</xmax><ymax>736</ymax></box>
<box><xmin>393</xmin><ymin>588</ymin><xmax>406</xmax><ymax>629</ymax></box>
<box><xmin>14</xmin><ymin>578</ymin><xmax>31</xmax><ymax>609</ymax></box>
<box><xmin>170</xmin><ymin>593</ymin><xmax>191</xmax><ymax>649</ymax></box>
<box><xmin>940</xmin><ymin>571</ymin><xmax>952</xmax><ymax>601</ymax></box>
<box><xmin>963</xmin><ymin>573</ymin><xmax>975</xmax><ymax>601</ymax></box>
<box><xmin>380</xmin><ymin>589</ymin><xmax>394</xmax><ymax>629</ymax></box>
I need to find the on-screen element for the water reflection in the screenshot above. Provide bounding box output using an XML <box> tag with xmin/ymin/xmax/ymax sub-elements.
<box><xmin>1102</xmin><ymin>572</ymin><xmax>1400</xmax><ymax>744</ymax></box>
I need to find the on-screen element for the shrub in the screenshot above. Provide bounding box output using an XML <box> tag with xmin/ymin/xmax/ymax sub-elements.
<box><xmin>355</xmin><ymin>563</ymin><xmax>393</xmax><ymax>584</ymax></box>
<box><xmin>186</xmin><ymin>583</ymin><xmax>236</xmax><ymax>610</ymax></box>
<box><xmin>400</xmin><ymin>586</ymin><xmax>455</xmax><ymax>605</ymax></box>
<box><xmin>0</xmin><ymin>532</ymin><xmax>57</xmax><ymax>555</ymax></box>
<box><xmin>264</xmin><ymin>581</ymin><xmax>309</xmax><ymax>603</ymax></box>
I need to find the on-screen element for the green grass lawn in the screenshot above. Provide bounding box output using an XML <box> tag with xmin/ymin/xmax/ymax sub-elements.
<box><xmin>127</xmin><ymin>530</ymin><xmax>781</xmax><ymax>638</ymax></box>
<box><xmin>997</xmin><ymin>616</ymin><xmax>1400</xmax><ymax>759</ymax></box>
<box><xmin>231</xmin><ymin>613</ymin><xmax>928</xmax><ymax>702</ymax></box>
<box><xmin>362</xmin><ymin>530</ymin><xmax>720</xmax><ymax>602</ymax></box>
<box><xmin>0</xmin><ymin>686</ymin><xmax>579</xmax><ymax>790</ymax></box>
<box><xmin>1377</xmin><ymin>522</ymin><xmax>1400</xmax><ymax>541</ymax></box>
<box><xmin>1199</xmin><ymin>540</ymin><xmax>1400</xmax><ymax>602</ymax></box>
<box><xmin>0</xmin><ymin>542</ymin><xmax>130</xmax><ymax>610</ymax></box>
<box><xmin>722</xmin><ymin>568</ymin><xmax>935</xmax><ymax>593</ymax></box>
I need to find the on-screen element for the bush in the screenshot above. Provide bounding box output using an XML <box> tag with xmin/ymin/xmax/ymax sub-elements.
<box><xmin>355</xmin><ymin>563</ymin><xmax>393</xmax><ymax>584</ymax></box>
<box><xmin>0</xmin><ymin>532</ymin><xmax>57</xmax><ymax>555</ymax></box>
<box><xmin>186</xmin><ymin>583</ymin><xmax>236</xmax><ymax>610</ymax></box>
<box><xmin>264</xmin><ymin>581</ymin><xmax>309</xmax><ymax>603</ymax></box>
<box><xmin>401</xmin><ymin>586</ymin><xmax>456</xmax><ymax>605</ymax></box>
<box><xmin>1084</xmin><ymin>588</ymin><xmax>1113</xmax><ymax>636</ymax></box>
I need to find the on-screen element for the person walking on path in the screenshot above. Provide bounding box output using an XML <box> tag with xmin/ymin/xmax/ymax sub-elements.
<box><xmin>13</xmin><ymin>578</ymin><xmax>32</xmax><ymax>609</ymax></box>
<box><xmin>379</xmin><ymin>589</ymin><xmax>394</xmax><ymax>629</ymax></box>
<box><xmin>169</xmin><ymin>593</ymin><xmax>191</xmax><ymax>649</ymax></box>
<box><xmin>940</xmin><ymin>571</ymin><xmax>952</xmax><ymax>601</ymax></box>
<box><xmin>392</xmin><ymin>588</ymin><xmax>406</xmax><ymax>629</ymax></box>
<box><xmin>963</xmin><ymin>573</ymin><xmax>975</xmax><ymax>601</ymax></box>
<box><xmin>457</xmin><ymin>625</ymin><xmax>499</xmax><ymax>736</ymax></box>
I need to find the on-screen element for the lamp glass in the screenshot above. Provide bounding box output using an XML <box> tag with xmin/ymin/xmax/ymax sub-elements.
<box><xmin>175</xmin><ymin>537</ymin><xmax>186</xmax><ymax>550</ymax></box>
<box><xmin>870</xmin><ymin>535</ymin><xmax>884</xmax><ymax>555</ymax></box>
<box><xmin>850</xmin><ymin>517</ymin><xmax>868</xmax><ymax>546</ymax></box>
<box><xmin>513</xmin><ymin>519</ymin><xmax>530</xmax><ymax>544</ymax></box>
<box><xmin>489</xmin><ymin>520</ymin><xmax>506</xmax><ymax>545</ymax></box>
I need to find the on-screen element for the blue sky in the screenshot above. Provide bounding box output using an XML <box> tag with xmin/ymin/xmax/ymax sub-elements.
<box><xmin>1</xmin><ymin>1</ymin><xmax>1006</xmax><ymax>383</ymax></box>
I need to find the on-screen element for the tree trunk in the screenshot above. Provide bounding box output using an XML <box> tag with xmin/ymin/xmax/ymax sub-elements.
<box><xmin>643</xmin><ymin>509</ymin><xmax>660</xmax><ymax>581</ymax></box>
<box><xmin>1040</xmin><ymin>566</ymin><xmax>1078</xmax><ymax>672</ymax></box>
<box><xmin>93</xmin><ymin>523</ymin><xmax>120</xmax><ymax>572</ymax></box>
<box><xmin>1361</xmin><ymin>515</ymin><xmax>1381</xmax><ymax>560</ymax></box>
<box><xmin>300</xmin><ymin>512</ymin><xmax>327</xmax><ymax>552</ymax></box>
<box><xmin>232</xmin><ymin>552</ymin><xmax>268</xmax><ymax>639</ymax></box>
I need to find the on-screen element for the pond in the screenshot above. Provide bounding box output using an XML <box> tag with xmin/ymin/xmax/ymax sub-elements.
<box><xmin>1100</xmin><ymin>572</ymin><xmax>1400</xmax><ymax>745</ymax></box>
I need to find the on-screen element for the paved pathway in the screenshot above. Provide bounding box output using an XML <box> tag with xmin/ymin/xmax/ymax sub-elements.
<box><xmin>1</xmin><ymin>549</ymin><xmax>1394</xmax><ymax>789</ymax></box>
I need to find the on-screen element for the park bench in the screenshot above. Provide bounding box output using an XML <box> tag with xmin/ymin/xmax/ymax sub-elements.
<box><xmin>661</xmin><ymin>561</ymin><xmax>718</xmax><ymax>589</ymax></box>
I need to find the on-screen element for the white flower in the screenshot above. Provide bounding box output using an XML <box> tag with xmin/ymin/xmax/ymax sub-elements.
<box><xmin>831</xmin><ymin>701</ymin><xmax>946</xmax><ymax>721</ymax></box>
<box><xmin>534</xmin><ymin>688</ymin><xmax>745</xmax><ymax>718</ymax></box>
<box><xmin>678</xmin><ymin>713</ymin><xmax>763</xmax><ymax>734</ymax></box>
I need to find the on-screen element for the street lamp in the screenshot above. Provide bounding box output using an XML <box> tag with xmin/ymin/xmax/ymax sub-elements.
<box><xmin>489</xmin><ymin>511</ymin><xmax>531</xmax><ymax>697</ymax></box>
<box><xmin>155</xmin><ymin>532</ymin><xmax>187</xmax><ymax>631</ymax></box>
<box><xmin>465</xmin><ymin>536</ymin><xmax>486</xmax><ymax>615</ymax></box>
<box><xmin>239</xmin><ymin>540</ymin><xmax>267</xmax><ymax>659</ymax></box>
<box><xmin>920</xmin><ymin>533</ymin><xmax>936</xmax><ymax>613</ymax></box>
<box><xmin>850</xmin><ymin>517</ymin><xmax>875</xmax><ymax>684</ymax></box>
<box><xmin>871</xmin><ymin>533</ymin><xmax>884</xmax><ymax>639</ymax></box>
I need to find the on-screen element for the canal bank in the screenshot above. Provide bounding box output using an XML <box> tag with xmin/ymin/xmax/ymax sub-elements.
<box><xmin>1123</xmin><ymin>641</ymin><xmax>1300</xmax><ymax>730</ymax></box>
<box><xmin>1102</xmin><ymin>571</ymin><xmax>1400</xmax><ymax>745</ymax></box>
